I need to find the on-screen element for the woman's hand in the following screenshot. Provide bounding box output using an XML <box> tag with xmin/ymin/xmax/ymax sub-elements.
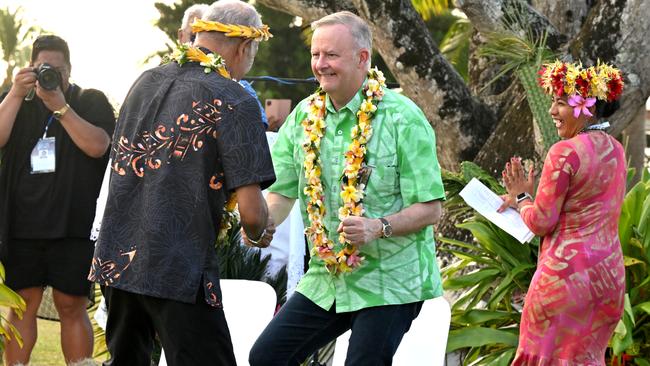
<box><xmin>498</xmin><ymin>157</ymin><xmax>534</xmax><ymax>212</ymax></box>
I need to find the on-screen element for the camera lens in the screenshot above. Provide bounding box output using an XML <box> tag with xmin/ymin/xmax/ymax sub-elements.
<box><xmin>37</xmin><ymin>64</ymin><xmax>62</xmax><ymax>91</ymax></box>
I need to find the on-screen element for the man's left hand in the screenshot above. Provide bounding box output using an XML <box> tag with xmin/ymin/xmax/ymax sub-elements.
<box><xmin>337</xmin><ymin>216</ymin><xmax>382</xmax><ymax>246</ymax></box>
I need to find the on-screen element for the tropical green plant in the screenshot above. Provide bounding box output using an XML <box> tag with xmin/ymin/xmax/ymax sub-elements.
<box><xmin>0</xmin><ymin>6</ymin><xmax>42</xmax><ymax>92</ymax></box>
<box><xmin>0</xmin><ymin>262</ymin><xmax>27</xmax><ymax>356</ymax></box>
<box><xmin>442</xmin><ymin>164</ymin><xmax>650</xmax><ymax>365</ymax></box>
<box><xmin>216</xmin><ymin>223</ymin><xmax>288</xmax><ymax>305</ymax></box>
<box><xmin>440</xmin><ymin>163</ymin><xmax>538</xmax><ymax>366</ymax></box>
<box><xmin>478</xmin><ymin>3</ymin><xmax>558</xmax><ymax>153</ymax></box>
<box><xmin>610</xmin><ymin>169</ymin><xmax>650</xmax><ymax>364</ymax></box>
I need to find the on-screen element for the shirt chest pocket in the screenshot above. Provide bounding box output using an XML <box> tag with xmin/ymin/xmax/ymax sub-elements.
<box><xmin>364</xmin><ymin>157</ymin><xmax>400</xmax><ymax>213</ymax></box>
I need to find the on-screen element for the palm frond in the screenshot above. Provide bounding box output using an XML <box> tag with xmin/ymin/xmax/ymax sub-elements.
<box><xmin>477</xmin><ymin>2</ymin><xmax>555</xmax><ymax>93</ymax></box>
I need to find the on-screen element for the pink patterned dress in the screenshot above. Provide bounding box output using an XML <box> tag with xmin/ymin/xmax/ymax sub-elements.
<box><xmin>512</xmin><ymin>132</ymin><xmax>627</xmax><ymax>366</ymax></box>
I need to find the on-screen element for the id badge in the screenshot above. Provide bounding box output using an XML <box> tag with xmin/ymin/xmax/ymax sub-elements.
<box><xmin>30</xmin><ymin>137</ymin><xmax>56</xmax><ymax>174</ymax></box>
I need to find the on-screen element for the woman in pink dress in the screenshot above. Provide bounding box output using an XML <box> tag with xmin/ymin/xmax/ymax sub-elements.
<box><xmin>499</xmin><ymin>61</ymin><xmax>627</xmax><ymax>365</ymax></box>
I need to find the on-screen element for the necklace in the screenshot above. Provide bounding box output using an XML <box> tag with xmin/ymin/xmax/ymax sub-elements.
<box><xmin>302</xmin><ymin>67</ymin><xmax>386</xmax><ymax>275</ymax></box>
<box><xmin>579</xmin><ymin>121</ymin><xmax>610</xmax><ymax>134</ymax></box>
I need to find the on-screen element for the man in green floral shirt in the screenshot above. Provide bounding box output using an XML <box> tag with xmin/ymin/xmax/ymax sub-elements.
<box><xmin>249</xmin><ymin>11</ymin><xmax>445</xmax><ymax>366</ymax></box>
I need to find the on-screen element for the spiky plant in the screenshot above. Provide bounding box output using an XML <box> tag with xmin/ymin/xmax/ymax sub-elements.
<box><xmin>478</xmin><ymin>2</ymin><xmax>558</xmax><ymax>154</ymax></box>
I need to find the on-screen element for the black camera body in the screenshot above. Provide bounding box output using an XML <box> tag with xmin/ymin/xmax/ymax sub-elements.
<box><xmin>35</xmin><ymin>63</ymin><xmax>62</xmax><ymax>91</ymax></box>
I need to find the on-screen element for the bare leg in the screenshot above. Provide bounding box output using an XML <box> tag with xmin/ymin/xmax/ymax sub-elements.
<box><xmin>4</xmin><ymin>287</ymin><xmax>44</xmax><ymax>366</ymax></box>
<box><xmin>52</xmin><ymin>289</ymin><xmax>93</xmax><ymax>364</ymax></box>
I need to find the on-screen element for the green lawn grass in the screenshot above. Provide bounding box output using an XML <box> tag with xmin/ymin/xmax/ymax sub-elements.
<box><xmin>0</xmin><ymin>315</ymin><xmax>107</xmax><ymax>366</ymax></box>
<box><xmin>31</xmin><ymin>318</ymin><xmax>108</xmax><ymax>366</ymax></box>
<box><xmin>30</xmin><ymin>318</ymin><xmax>65</xmax><ymax>366</ymax></box>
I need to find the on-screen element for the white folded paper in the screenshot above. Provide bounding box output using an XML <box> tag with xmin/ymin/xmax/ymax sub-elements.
<box><xmin>459</xmin><ymin>178</ymin><xmax>535</xmax><ymax>244</ymax></box>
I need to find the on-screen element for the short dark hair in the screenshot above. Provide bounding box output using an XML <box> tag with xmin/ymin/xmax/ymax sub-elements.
<box><xmin>31</xmin><ymin>35</ymin><xmax>70</xmax><ymax>66</ymax></box>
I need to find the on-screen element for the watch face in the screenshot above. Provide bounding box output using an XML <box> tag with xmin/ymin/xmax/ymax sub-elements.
<box><xmin>383</xmin><ymin>224</ymin><xmax>393</xmax><ymax>237</ymax></box>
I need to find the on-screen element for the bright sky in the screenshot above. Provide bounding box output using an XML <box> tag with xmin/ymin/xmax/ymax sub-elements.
<box><xmin>4</xmin><ymin>0</ymin><xmax>175</xmax><ymax>106</ymax></box>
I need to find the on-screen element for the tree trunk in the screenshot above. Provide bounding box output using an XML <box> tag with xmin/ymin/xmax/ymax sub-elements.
<box><xmin>455</xmin><ymin>0</ymin><xmax>566</xmax><ymax>50</ymax></box>
<box><xmin>531</xmin><ymin>0</ymin><xmax>591</xmax><ymax>39</ymax></box>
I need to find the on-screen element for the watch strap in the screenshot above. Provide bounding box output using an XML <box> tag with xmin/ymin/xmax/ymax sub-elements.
<box><xmin>379</xmin><ymin>217</ymin><xmax>392</xmax><ymax>238</ymax></box>
<box><xmin>53</xmin><ymin>103</ymin><xmax>70</xmax><ymax>119</ymax></box>
<box><xmin>516</xmin><ymin>192</ymin><xmax>533</xmax><ymax>204</ymax></box>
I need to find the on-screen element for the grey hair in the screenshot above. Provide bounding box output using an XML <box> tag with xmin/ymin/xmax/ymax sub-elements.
<box><xmin>201</xmin><ymin>0</ymin><xmax>263</xmax><ymax>49</ymax></box>
<box><xmin>311</xmin><ymin>11</ymin><xmax>372</xmax><ymax>51</ymax></box>
<box><xmin>181</xmin><ymin>4</ymin><xmax>209</xmax><ymax>30</ymax></box>
<box><xmin>203</xmin><ymin>0</ymin><xmax>262</xmax><ymax>29</ymax></box>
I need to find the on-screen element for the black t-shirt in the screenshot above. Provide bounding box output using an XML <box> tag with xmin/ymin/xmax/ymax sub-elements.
<box><xmin>0</xmin><ymin>85</ymin><xmax>115</xmax><ymax>242</ymax></box>
<box><xmin>89</xmin><ymin>59</ymin><xmax>275</xmax><ymax>305</ymax></box>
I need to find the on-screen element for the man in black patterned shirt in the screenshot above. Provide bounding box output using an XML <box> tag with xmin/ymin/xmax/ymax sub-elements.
<box><xmin>89</xmin><ymin>1</ymin><xmax>275</xmax><ymax>364</ymax></box>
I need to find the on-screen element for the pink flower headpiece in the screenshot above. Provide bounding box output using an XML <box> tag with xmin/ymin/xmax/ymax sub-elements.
<box><xmin>538</xmin><ymin>60</ymin><xmax>624</xmax><ymax>118</ymax></box>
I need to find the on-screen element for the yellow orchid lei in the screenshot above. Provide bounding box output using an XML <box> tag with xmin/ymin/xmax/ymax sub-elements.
<box><xmin>165</xmin><ymin>44</ymin><xmax>238</xmax><ymax>245</ymax></box>
<box><xmin>302</xmin><ymin>67</ymin><xmax>386</xmax><ymax>275</ymax></box>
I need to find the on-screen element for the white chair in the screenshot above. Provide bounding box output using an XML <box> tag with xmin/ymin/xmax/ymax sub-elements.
<box><xmin>159</xmin><ymin>279</ymin><xmax>277</xmax><ymax>366</ymax></box>
<box><xmin>332</xmin><ymin>296</ymin><xmax>451</xmax><ymax>366</ymax></box>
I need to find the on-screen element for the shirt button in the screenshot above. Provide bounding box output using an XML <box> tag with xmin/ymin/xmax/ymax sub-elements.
<box><xmin>337</xmin><ymin>130</ymin><xmax>343</xmax><ymax>135</ymax></box>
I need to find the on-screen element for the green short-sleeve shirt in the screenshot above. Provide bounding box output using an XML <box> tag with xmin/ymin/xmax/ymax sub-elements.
<box><xmin>270</xmin><ymin>85</ymin><xmax>446</xmax><ymax>312</ymax></box>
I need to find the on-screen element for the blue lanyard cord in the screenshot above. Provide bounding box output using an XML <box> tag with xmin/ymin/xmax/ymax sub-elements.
<box><xmin>242</xmin><ymin>76</ymin><xmax>400</xmax><ymax>88</ymax></box>
<box><xmin>43</xmin><ymin>114</ymin><xmax>55</xmax><ymax>138</ymax></box>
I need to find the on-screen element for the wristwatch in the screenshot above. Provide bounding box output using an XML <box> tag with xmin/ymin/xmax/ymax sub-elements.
<box><xmin>53</xmin><ymin>103</ymin><xmax>70</xmax><ymax>120</ymax></box>
<box><xmin>516</xmin><ymin>192</ymin><xmax>533</xmax><ymax>204</ymax></box>
<box><xmin>379</xmin><ymin>217</ymin><xmax>393</xmax><ymax>238</ymax></box>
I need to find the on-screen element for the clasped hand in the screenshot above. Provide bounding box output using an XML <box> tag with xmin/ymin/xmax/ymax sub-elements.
<box><xmin>242</xmin><ymin>216</ymin><xmax>276</xmax><ymax>248</ymax></box>
<box><xmin>337</xmin><ymin>216</ymin><xmax>382</xmax><ymax>246</ymax></box>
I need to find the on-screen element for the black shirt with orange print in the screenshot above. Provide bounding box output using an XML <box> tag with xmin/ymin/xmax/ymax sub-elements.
<box><xmin>89</xmin><ymin>59</ymin><xmax>275</xmax><ymax>306</ymax></box>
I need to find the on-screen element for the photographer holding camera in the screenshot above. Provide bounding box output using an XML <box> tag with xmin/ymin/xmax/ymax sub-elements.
<box><xmin>0</xmin><ymin>35</ymin><xmax>115</xmax><ymax>365</ymax></box>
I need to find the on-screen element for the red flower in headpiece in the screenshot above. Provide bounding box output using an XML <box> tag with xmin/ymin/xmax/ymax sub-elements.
<box><xmin>575</xmin><ymin>71</ymin><xmax>591</xmax><ymax>98</ymax></box>
<box><xmin>550</xmin><ymin>64</ymin><xmax>567</xmax><ymax>97</ymax></box>
<box><xmin>607</xmin><ymin>76</ymin><xmax>624</xmax><ymax>102</ymax></box>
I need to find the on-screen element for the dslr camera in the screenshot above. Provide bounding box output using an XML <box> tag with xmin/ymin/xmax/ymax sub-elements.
<box><xmin>35</xmin><ymin>63</ymin><xmax>62</xmax><ymax>90</ymax></box>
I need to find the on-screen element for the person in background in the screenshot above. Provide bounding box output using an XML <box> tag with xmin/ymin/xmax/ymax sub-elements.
<box><xmin>499</xmin><ymin>60</ymin><xmax>626</xmax><ymax>365</ymax></box>
<box><xmin>89</xmin><ymin>1</ymin><xmax>275</xmax><ymax>365</ymax></box>
<box><xmin>177</xmin><ymin>3</ymin><xmax>209</xmax><ymax>44</ymax></box>
<box><xmin>249</xmin><ymin>11</ymin><xmax>446</xmax><ymax>366</ymax></box>
<box><xmin>0</xmin><ymin>35</ymin><xmax>114</xmax><ymax>365</ymax></box>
